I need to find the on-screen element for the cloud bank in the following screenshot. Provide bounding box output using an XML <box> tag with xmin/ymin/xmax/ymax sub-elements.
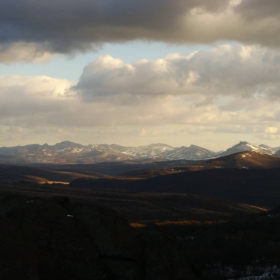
<box><xmin>1</xmin><ymin>44</ymin><xmax>280</xmax><ymax>147</ymax></box>
<box><xmin>75</xmin><ymin>45</ymin><xmax>280</xmax><ymax>101</ymax></box>
<box><xmin>1</xmin><ymin>0</ymin><xmax>280</xmax><ymax>61</ymax></box>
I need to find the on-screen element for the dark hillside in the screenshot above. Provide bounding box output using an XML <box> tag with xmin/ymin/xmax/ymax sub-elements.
<box><xmin>0</xmin><ymin>182</ymin><xmax>265</xmax><ymax>223</ymax></box>
<box><xmin>34</xmin><ymin>159</ymin><xmax>200</xmax><ymax>176</ymax></box>
<box><xmin>71</xmin><ymin>167</ymin><xmax>280</xmax><ymax>208</ymax></box>
<box><xmin>132</xmin><ymin>168</ymin><xmax>280</xmax><ymax>208</ymax></box>
<box><xmin>119</xmin><ymin>151</ymin><xmax>280</xmax><ymax>178</ymax></box>
<box><xmin>0</xmin><ymin>164</ymin><xmax>109</xmax><ymax>184</ymax></box>
<box><xmin>193</xmin><ymin>151</ymin><xmax>280</xmax><ymax>169</ymax></box>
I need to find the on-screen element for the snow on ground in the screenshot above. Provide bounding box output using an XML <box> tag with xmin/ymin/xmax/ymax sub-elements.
<box><xmin>228</xmin><ymin>267</ymin><xmax>280</xmax><ymax>280</ymax></box>
<box><xmin>245</xmin><ymin>143</ymin><xmax>259</xmax><ymax>151</ymax></box>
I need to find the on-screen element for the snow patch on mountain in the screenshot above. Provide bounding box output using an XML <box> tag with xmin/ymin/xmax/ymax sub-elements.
<box><xmin>162</xmin><ymin>144</ymin><xmax>216</xmax><ymax>160</ymax></box>
<box><xmin>218</xmin><ymin>141</ymin><xmax>275</xmax><ymax>157</ymax></box>
<box><xmin>0</xmin><ymin>140</ymin><xmax>279</xmax><ymax>164</ymax></box>
<box><xmin>123</xmin><ymin>143</ymin><xmax>174</xmax><ymax>159</ymax></box>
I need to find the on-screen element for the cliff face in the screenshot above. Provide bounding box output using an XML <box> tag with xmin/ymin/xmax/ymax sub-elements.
<box><xmin>0</xmin><ymin>193</ymin><xmax>197</xmax><ymax>280</ymax></box>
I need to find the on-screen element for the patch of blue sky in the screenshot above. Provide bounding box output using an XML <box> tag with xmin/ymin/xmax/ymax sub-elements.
<box><xmin>0</xmin><ymin>41</ymin><xmax>211</xmax><ymax>82</ymax></box>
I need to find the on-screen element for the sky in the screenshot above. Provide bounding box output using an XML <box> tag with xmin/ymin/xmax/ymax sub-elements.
<box><xmin>1</xmin><ymin>0</ymin><xmax>280</xmax><ymax>151</ymax></box>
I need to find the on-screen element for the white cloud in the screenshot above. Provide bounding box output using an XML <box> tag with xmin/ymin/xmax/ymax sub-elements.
<box><xmin>1</xmin><ymin>44</ymin><xmax>280</xmax><ymax>148</ymax></box>
<box><xmin>76</xmin><ymin>45</ymin><xmax>280</xmax><ymax>101</ymax></box>
<box><xmin>0</xmin><ymin>75</ymin><xmax>73</xmax><ymax>119</ymax></box>
<box><xmin>140</xmin><ymin>129</ymin><xmax>147</xmax><ymax>137</ymax></box>
<box><xmin>265</xmin><ymin>127</ymin><xmax>278</xmax><ymax>134</ymax></box>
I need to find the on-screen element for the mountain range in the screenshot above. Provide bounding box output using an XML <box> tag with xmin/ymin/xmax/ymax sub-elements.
<box><xmin>0</xmin><ymin>140</ymin><xmax>279</xmax><ymax>164</ymax></box>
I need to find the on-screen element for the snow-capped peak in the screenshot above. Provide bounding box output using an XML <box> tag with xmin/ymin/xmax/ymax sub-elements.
<box><xmin>218</xmin><ymin>141</ymin><xmax>275</xmax><ymax>157</ymax></box>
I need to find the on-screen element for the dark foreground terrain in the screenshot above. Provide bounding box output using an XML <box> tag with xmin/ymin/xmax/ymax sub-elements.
<box><xmin>0</xmin><ymin>182</ymin><xmax>280</xmax><ymax>280</ymax></box>
<box><xmin>1</xmin><ymin>151</ymin><xmax>280</xmax><ymax>279</ymax></box>
<box><xmin>0</xmin><ymin>190</ymin><xmax>197</xmax><ymax>280</ymax></box>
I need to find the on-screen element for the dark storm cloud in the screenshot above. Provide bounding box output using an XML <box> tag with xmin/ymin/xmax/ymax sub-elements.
<box><xmin>1</xmin><ymin>0</ymin><xmax>280</xmax><ymax>61</ymax></box>
<box><xmin>235</xmin><ymin>0</ymin><xmax>280</xmax><ymax>19</ymax></box>
<box><xmin>0</xmin><ymin>0</ymin><xmax>228</xmax><ymax>57</ymax></box>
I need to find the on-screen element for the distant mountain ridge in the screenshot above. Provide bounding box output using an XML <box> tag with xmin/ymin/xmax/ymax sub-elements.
<box><xmin>0</xmin><ymin>140</ymin><xmax>279</xmax><ymax>164</ymax></box>
<box><xmin>162</xmin><ymin>144</ymin><xmax>216</xmax><ymax>160</ymax></box>
<box><xmin>218</xmin><ymin>141</ymin><xmax>275</xmax><ymax>157</ymax></box>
